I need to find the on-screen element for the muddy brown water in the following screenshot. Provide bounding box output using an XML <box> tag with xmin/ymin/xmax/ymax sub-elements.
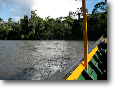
<box><xmin>0</xmin><ymin>40</ymin><xmax>95</xmax><ymax>80</ymax></box>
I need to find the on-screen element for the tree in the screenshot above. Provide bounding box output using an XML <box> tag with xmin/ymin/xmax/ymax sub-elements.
<box><xmin>63</xmin><ymin>16</ymin><xmax>74</xmax><ymax>39</ymax></box>
<box><xmin>30</xmin><ymin>10</ymin><xmax>37</xmax><ymax>26</ymax></box>
<box><xmin>43</xmin><ymin>17</ymin><xmax>54</xmax><ymax>39</ymax></box>
<box><xmin>92</xmin><ymin>0</ymin><xmax>107</xmax><ymax>14</ymax></box>
<box><xmin>69</xmin><ymin>7</ymin><xmax>88</xmax><ymax>20</ymax></box>
<box><xmin>19</xmin><ymin>15</ymin><xmax>29</xmax><ymax>39</ymax></box>
<box><xmin>34</xmin><ymin>16</ymin><xmax>44</xmax><ymax>39</ymax></box>
<box><xmin>0</xmin><ymin>18</ymin><xmax>3</xmax><ymax>23</ymax></box>
<box><xmin>0</xmin><ymin>3</ymin><xmax>107</xmax><ymax>40</ymax></box>
<box><xmin>8</xmin><ymin>18</ymin><xmax>12</xmax><ymax>23</ymax></box>
<box><xmin>0</xmin><ymin>18</ymin><xmax>3</xmax><ymax>27</ymax></box>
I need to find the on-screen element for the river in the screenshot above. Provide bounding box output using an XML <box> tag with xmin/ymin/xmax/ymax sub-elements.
<box><xmin>0</xmin><ymin>40</ymin><xmax>95</xmax><ymax>80</ymax></box>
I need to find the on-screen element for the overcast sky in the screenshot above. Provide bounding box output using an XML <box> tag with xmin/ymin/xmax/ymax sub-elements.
<box><xmin>0</xmin><ymin>0</ymin><xmax>104</xmax><ymax>22</ymax></box>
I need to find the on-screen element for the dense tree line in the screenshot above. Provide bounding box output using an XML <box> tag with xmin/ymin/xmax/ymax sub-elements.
<box><xmin>0</xmin><ymin>1</ymin><xmax>107</xmax><ymax>40</ymax></box>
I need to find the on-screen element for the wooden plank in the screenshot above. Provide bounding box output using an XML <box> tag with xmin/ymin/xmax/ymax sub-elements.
<box><xmin>66</xmin><ymin>63</ymin><xmax>85</xmax><ymax>80</ymax></box>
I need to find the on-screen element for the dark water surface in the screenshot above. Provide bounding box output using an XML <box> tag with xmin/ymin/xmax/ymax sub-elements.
<box><xmin>0</xmin><ymin>40</ymin><xmax>95</xmax><ymax>80</ymax></box>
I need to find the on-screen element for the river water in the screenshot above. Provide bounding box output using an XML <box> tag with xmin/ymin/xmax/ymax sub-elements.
<box><xmin>0</xmin><ymin>40</ymin><xmax>95</xmax><ymax>80</ymax></box>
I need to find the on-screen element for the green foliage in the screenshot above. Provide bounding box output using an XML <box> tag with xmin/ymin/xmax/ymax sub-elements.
<box><xmin>8</xmin><ymin>18</ymin><xmax>13</xmax><ymax>23</ymax></box>
<box><xmin>0</xmin><ymin>18</ymin><xmax>3</xmax><ymax>23</ymax></box>
<box><xmin>87</xmin><ymin>11</ymin><xmax>107</xmax><ymax>40</ymax></box>
<box><xmin>0</xmin><ymin>1</ymin><xmax>107</xmax><ymax>40</ymax></box>
<box><xmin>92</xmin><ymin>0</ymin><xmax>107</xmax><ymax>14</ymax></box>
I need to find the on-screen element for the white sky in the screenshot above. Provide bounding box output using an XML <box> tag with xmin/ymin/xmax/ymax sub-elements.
<box><xmin>0</xmin><ymin>0</ymin><xmax>82</xmax><ymax>21</ymax></box>
<box><xmin>31</xmin><ymin>0</ymin><xmax>82</xmax><ymax>19</ymax></box>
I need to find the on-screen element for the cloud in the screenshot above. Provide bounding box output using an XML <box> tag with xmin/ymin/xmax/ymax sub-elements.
<box><xmin>0</xmin><ymin>0</ymin><xmax>5</xmax><ymax>7</ymax></box>
<box><xmin>13</xmin><ymin>16</ymin><xmax>21</xmax><ymax>22</ymax></box>
<box><xmin>31</xmin><ymin>0</ymin><xmax>82</xmax><ymax>19</ymax></box>
<box><xmin>1</xmin><ymin>0</ymin><xmax>35</xmax><ymax>17</ymax></box>
<box><xmin>86</xmin><ymin>0</ymin><xmax>95</xmax><ymax>4</ymax></box>
<box><xmin>10</xmin><ymin>9</ymin><xmax>15</xmax><ymax>12</ymax></box>
<box><xmin>2</xmin><ymin>3</ymin><xmax>5</xmax><ymax>7</ymax></box>
<box><xmin>1</xmin><ymin>0</ymin><xmax>82</xmax><ymax>21</ymax></box>
<box><xmin>0</xmin><ymin>9</ymin><xmax>3</xmax><ymax>12</ymax></box>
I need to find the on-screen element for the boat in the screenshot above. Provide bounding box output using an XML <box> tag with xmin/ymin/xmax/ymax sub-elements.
<box><xmin>47</xmin><ymin>36</ymin><xmax>107</xmax><ymax>80</ymax></box>
<box><xmin>47</xmin><ymin>0</ymin><xmax>107</xmax><ymax>80</ymax></box>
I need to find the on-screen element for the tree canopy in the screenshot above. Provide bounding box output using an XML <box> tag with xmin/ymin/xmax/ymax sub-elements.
<box><xmin>0</xmin><ymin>0</ymin><xmax>107</xmax><ymax>40</ymax></box>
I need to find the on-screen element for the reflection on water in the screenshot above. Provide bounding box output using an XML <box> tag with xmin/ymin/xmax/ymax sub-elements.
<box><xmin>0</xmin><ymin>40</ymin><xmax>95</xmax><ymax>80</ymax></box>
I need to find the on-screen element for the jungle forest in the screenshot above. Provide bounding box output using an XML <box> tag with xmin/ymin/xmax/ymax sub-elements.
<box><xmin>0</xmin><ymin>1</ymin><xmax>107</xmax><ymax>40</ymax></box>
